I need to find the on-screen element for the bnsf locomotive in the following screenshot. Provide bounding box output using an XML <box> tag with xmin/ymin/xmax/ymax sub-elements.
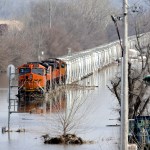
<box><xmin>17</xmin><ymin>58</ymin><xmax>67</xmax><ymax>101</ymax></box>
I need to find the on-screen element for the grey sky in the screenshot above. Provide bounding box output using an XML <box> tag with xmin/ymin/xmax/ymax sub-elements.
<box><xmin>0</xmin><ymin>0</ymin><xmax>148</xmax><ymax>19</ymax></box>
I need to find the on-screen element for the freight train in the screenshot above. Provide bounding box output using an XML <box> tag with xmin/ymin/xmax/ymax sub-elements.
<box><xmin>17</xmin><ymin>58</ymin><xmax>67</xmax><ymax>101</ymax></box>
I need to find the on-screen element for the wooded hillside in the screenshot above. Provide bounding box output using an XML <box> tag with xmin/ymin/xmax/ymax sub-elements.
<box><xmin>0</xmin><ymin>0</ymin><xmax>149</xmax><ymax>71</ymax></box>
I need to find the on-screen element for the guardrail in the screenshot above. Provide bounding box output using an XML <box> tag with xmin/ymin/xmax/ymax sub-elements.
<box><xmin>59</xmin><ymin>32</ymin><xmax>150</xmax><ymax>84</ymax></box>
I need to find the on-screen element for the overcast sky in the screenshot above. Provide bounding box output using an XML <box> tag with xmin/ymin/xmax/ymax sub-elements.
<box><xmin>0</xmin><ymin>0</ymin><xmax>148</xmax><ymax>19</ymax></box>
<box><xmin>113</xmin><ymin>0</ymin><xmax>148</xmax><ymax>6</ymax></box>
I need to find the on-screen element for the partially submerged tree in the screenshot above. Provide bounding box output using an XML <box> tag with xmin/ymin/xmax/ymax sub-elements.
<box><xmin>41</xmin><ymin>84</ymin><xmax>95</xmax><ymax>144</ymax></box>
<box><xmin>108</xmin><ymin>33</ymin><xmax>150</xmax><ymax>119</ymax></box>
<box><xmin>108</xmin><ymin>0</ymin><xmax>150</xmax><ymax>119</ymax></box>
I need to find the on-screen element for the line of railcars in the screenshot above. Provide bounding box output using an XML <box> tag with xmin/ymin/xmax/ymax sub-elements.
<box><xmin>17</xmin><ymin>58</ymin><xmax>67</xmax><ymax>101</ymax></box>
<box><xmin>17</xmin><ymin>32</ymin><xmax>150</xmax><ymax>103</ymax></box>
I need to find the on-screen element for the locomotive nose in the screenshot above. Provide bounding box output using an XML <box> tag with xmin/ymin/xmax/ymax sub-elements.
<box><xmin>25</xmin><ymin>74</ymin><xmax>32</xmax><ymax>80</ymax></box>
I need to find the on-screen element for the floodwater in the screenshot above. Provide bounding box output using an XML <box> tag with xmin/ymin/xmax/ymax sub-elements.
<box><xmin>0</xmin><ymin>64</ymin><xmax>120</xmax><ymax>150</ymax></box>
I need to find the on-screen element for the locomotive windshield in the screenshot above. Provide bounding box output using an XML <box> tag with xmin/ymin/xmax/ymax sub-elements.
<box><xmin>32</xmin><ymin>68</ymin><xmax>44</xmax><ymax>75</ymax></box>
<box><xmin>19</xmin><ymin>68</ymin><xmax>31</xmax><ymax>75</ymax></box>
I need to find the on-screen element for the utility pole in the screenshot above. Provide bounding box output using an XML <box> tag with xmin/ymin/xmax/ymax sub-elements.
<box><xmin>8</xmin><ymin>66</ymin><xmax>11</xmax><ymax>132</ymax></box>
<box><xmin>121</xmin><ymin>0</ymin><xmax>128</xmax><ymax>150</ymax></box>
<box><xmin>48</xmin><ymin>0</ymin><xmax>52</xmax><ymax>29</ymax></box>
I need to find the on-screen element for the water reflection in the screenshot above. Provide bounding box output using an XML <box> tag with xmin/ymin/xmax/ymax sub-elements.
<box><xmin>17</xmin><ymin>84</ymin><xmax>95</xmax><ymax>115</ymax></box>
<box><xmin>0</xmin><ymin>73</ymin><xmax>8</xmax><ymax>88</ymax></box>
<box><xmin>1</xmin><ymin>64</ymin><xmax>118</xmax><ymax>116</ymax></box>
<box><xmin>0</xmin><ymin>64</ymin><xmax>120</xmax><ymax>150</ymax></box>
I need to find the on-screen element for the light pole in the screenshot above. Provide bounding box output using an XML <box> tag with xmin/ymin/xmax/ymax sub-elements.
<box><xmin>121</xmin><ymin>0</ymin><xmax>128</xmax><ymax>150</ymax></box>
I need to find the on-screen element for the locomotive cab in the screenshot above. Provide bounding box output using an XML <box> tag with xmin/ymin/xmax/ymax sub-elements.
<box><xmin>18</xmin><ymin>62</ymin><xmax>46</xmax><ymax>95</ymax></box>
<box><xmin>17</xmin><ymin>58</ymin><xmax>67</xmax><ymax>104</ymax></box>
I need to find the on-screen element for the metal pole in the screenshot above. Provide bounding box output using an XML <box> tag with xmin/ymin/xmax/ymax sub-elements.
<box><xmin>8</xmin><ymin>67</ymin><xmax>11</xmax><ymax>132</ymax></box>
<box><xmin>48</xmin><ymin>0</ymin><xmax>52</xmax><ymax>29</ymax></box>
<box><xmin>121</xmin><ymin>0</ymin><xmax>128</xmax><ymax>149</ymax></box>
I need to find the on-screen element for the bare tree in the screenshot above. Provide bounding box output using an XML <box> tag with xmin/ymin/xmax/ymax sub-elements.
<box><xmin>108</xmin><ymin>33</ymin><xmax>150</xmax><ymax>118</ymax></box>
<box><xmin>0</xmin><ymin>28</ymin><xmax>36</xmax><ymax>70</ymax></box>
<box><xmin>26</xmin><ymin>0</ymin><xmax>114</xmax><ymax>56</ymax></box>
<box><xmin>41</xmin><ymin>85</ymin><xmax>95</xmax><ymax>144</ymax></box>
<box><xmin>108</xmin><ymin>1</ymin><xmax>150</xmax><ymax>119</ymax></box>
<box><xmin>0</xmin><ymin>0</ymin><xmax>118</xmax><ymax>69</ymax></box>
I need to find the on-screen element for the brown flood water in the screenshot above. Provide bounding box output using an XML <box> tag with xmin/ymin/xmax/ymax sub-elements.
<box><xmin>0</xmin><ymin>65</ymin><xmax>120</xmax><ymax>150</ymax></box>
